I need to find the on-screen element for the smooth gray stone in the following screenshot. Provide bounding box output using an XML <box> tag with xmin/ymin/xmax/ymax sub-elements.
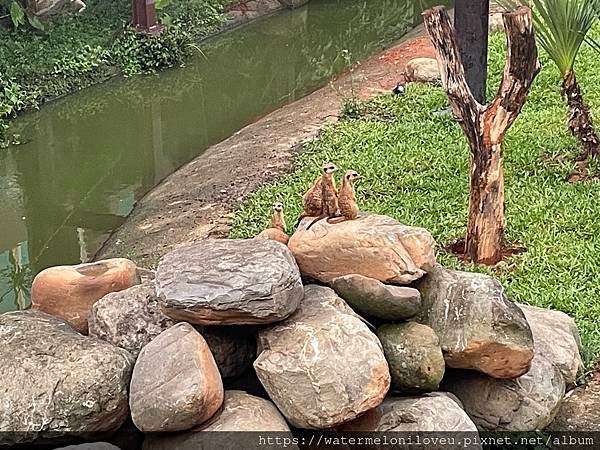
<box><xmin>415</xmin><ymin>265</ymin><xmax>534</xmax><ymax>379</ymax></box>
<box><xmin>332</xmin><ymin>274</ymin><xmax>422</xmax><ymax>320</ymax></box>
<box><xmin>156</xmin><ymin>239</ymin><xmax>303</xmax><ymax>325</ymax></box>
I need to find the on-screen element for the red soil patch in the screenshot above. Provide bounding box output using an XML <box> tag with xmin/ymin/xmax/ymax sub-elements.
<box><xmin>352</xmin><ymin>34</ymin><xmax>436</xmax><ymax>99</ymax></box>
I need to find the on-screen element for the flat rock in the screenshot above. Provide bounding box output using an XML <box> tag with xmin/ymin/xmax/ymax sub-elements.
<box><xmin>518</xmin><ymin>304</ymin><xmax>582</xmax><ymax>387</ymax></box>
<box><xmin>415</xmin><ymin>265</ymin><xmax>534</xmax><ymax>379</ymax></box>
<box><xmin>548</xmin><ymin>380</ymin><xmax>600</xmax><ymax>431</ymax></box>
<box><xmin>88</xmin><ymin>281</ymin><xmax>175</xmax><ymax>358</ymax></box>
<box><xmin>377</xmin><ymin>323</ymin><xmax>445</xmax><ymax>393</ymax></box>
<box><xmin>289</xmin><ymin>214</ymin><xmax>436</xmax><ymax>284</ymax></box>
<box><xmin>442</xmin><ymin>354</ymin><xmax>566</xmax><ymax>431</ymax></box>
<box><xmin>129</xmin><ymin>323</ymin><xmax>224</xmax><ymax>432</ymax></box>
<box><xmin>143</xmin><ymin>390</ymin><xmax>293</xmax><ymax>450</ymax></box>
<box><xmin>0</xmin><ymin>310</ymin><xmax>133</xmax><ymax>445</ymax></box>
<box><xmin>340</xmin><ymin>394</ymin><xmax>479</xmax><ymax>435</ymax></box>
<box><xmin>156</xmin><ymin>239</ymin><xmax>303</xmax><ymax>325</ymax></box>
<box><xmin>254</xmin><ymin>285</ymin><xmax>390</xmax><ymax>429</ymax></box>
<box><xmin>331</xmin><ymin>274</ymin><xmax>422</xmax><ymax>320</ymax></box>
<box><xmin>406</xmin><ymin>58</ymin><xmax>441</xmax><ymax>83</ymax></box>
<box><xmin>31</xmin><ymin>258</ymin><xmax>140</xmax><ymax>334</ymax></box>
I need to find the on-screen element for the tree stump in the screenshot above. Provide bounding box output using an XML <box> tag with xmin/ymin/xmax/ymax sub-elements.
<box><xmin>423</xmin><ymin>6</ymin><xmax>540</xmax><ymax>265</ymax></box>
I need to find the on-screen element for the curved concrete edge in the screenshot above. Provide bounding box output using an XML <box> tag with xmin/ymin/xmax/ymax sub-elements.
<box><xmin>94</xmin><ymin>28</ymin><xmax>435</xmax><ymax>268</ymax></box>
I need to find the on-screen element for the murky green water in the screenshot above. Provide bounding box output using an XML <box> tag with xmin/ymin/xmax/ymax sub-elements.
<box><xmin>0</xmin><ymin>0</ymin><xmax>450</xmax><ymax>312</ymax></box>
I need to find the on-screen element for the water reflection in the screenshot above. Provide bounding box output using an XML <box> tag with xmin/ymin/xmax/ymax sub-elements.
<box><xmin>0</xmin><ymin>0</ymin><xmax>450</xmax><ymax>311</ymax></box>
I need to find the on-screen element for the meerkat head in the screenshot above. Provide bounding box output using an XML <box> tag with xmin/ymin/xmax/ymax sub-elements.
<box><xmin>272</xmin><ymin>202</ymin><xmax>284</xmax><ymax>212</ymax></box>
<box><xmin>345</xmin><ymin>170</ymin><xmax>360</xmax><ymax>182</ymax></box>
<box><xmin>322</xmin><ymin>162</ymin><xmax>337</xmax><ymax>175</ymax></box>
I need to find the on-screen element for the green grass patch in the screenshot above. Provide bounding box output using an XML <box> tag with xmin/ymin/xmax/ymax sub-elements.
<box><xmin>230</xmin><ymin>31</ymin><xmax>600</xmax><ymax>374</ymax></box>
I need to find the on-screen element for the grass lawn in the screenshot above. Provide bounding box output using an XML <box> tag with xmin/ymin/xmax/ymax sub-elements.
<box><xmin>230</xmin><ymin>30</ymin><xmax>600</xmax><ymax>376</ymax></box>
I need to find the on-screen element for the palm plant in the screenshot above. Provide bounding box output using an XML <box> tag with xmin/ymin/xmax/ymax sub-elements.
<box><xmin>502</xmin><ymin>0</ymin><xmax>600</xmax><ymax>159</ymax></box>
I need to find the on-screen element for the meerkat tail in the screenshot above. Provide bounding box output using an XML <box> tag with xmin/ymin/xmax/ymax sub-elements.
<box><xmin>306</xmin><ymin>215</ymin><xmax>329</xmax><ymax>230</ymax></box>
<box><xmin>326</xmin><ymin>216</ymin><xmax>349</xmax><ymax>225</ymax></box>
<box><xmin>295</xmin><ymin>214</ymin><xmax>309</xmax><ymax>228</ymax></box>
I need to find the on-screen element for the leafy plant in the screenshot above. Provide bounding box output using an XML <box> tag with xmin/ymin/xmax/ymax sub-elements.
<box><xmin>502</xmin><ymin>0</ymin><xmax>600</xmax><ymax>160</ymax></box>
<box><xmin>0</xmin><ymin>0</ymin><xmax>45</xmax><ymax>30</ymax></box>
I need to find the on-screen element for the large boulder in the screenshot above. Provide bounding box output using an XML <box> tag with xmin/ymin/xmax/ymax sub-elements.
<box><xmin>331</xmin><ymin>274</ymin><xmax>422</xmax><ymax>320</ymax></box>
<box><xmin>0</xmin><ymin>310</ymin><xmax>133</xmax><ymax>445</ymax></box>
<box><xmin>518</xmin><ymin>304</ymin><xmax>582</xmax><ymax>387</ymax></box>
<box><xmin>377</xmin><ymin>323</ymin><xmax>445</xmax><ymax>393</ymax></box>
<box><xmin>31</xmin><ymin>258</ymin><xmax>140</xmax><ymax>334</ymax></box>
<box><xmin>340</xmin><ymin>394</ymin><xmax>479</xmax><ymax>434</ymax></box>
<box><xmin>254</xmin><ymin>285</ymin><xmax>390</xmax><ymax>429</ymax></box>
<box><xmin>442</xmin><ymin>354</ymin><xmax>566</xmax><ymax>431</ymax></box>
<box><xmin>288</xmin><ymin>214</ymin><xmax>436</xmax><ymax>284</ymax></box>
<box><xmin>406</xmin><ymin>58</ymin><xmax>441</xmax><ymax>83</ymax></box>
<box><xmin>415</xmin><ymin>265</ymin><xmax>534</xmax><ymax>379</ymax></box>
<box><xmin>156</xmin><ymin>239</ymin><xmax>303</xmax><ymax>325</ymax></box>
<box><xmin>143</xmin><ymin>390</ymin><xmax>294</xmax><ymax>450</ymax></box>
<box><xmin>89</xmin><ymin>281</ymin><xmax>175</xmax><ymax>358</ymax></box>
<box><xmin>129</xmin><ymin>323</ymin><xmax>223</xmax><ymax>432</ymax></box>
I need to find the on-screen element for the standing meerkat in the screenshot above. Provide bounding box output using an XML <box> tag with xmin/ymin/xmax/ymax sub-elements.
<box><xmin>297</xmin><ymin>162</ymin><xmax>338</xmax><ymax>225</ymax></box>
<box><xmin>256</xmin><ymin>202</ymin><xmax>289</xmax><ymax>245</ymax></box>
<box><xmin>328</xmin><ymin>170</ymin><xmax>360</xmax><ymax>224</ymax></box>
<box><xmin>306</xmin><ymin>163</ymin><xmax>339</xmax><ymax>230</ymax></box>
<box><xmin>321</xmin><ymin>163</ymin><xmax>339</xmax><ymax>217</ymax></box>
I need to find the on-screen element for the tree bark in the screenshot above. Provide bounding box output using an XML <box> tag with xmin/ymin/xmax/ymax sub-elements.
<box><xmin>423</xmin><ymin>6</ymin><xmax>540</xmax><ymax>265</ymax></box>
<box><xmin>562</xmin><ymin>71</ymin><xmax>600</xmax><ymax>159</ymax></box>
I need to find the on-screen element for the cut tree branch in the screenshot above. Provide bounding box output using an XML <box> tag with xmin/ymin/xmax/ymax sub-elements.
<box><xmin>423</xmin><ymin>6</ymin><xmax>540</xmax><ymax>265</ymax></box>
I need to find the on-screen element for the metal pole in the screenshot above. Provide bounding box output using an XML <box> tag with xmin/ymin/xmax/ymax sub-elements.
<box><xmin>454</xmin><ymin>0</ymin><xmax>490</xmax><ymax>104</ymax></box>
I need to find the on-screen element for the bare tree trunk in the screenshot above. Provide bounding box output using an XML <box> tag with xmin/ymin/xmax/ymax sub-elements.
<box><xmin>562</xmin><ymin>71</ymin><xmax>600</xmax><ymax>160</ymax></box>
<box><xmin>423</xmin><ymin>6</ymin><xmax>540</xmax><ymax>265</ymax></box>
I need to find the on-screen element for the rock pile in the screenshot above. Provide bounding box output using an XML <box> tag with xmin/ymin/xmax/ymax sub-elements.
<box><xmin>0</xmin><ymin>214</ymin><xmax>584</xmax><ymax>447</ymax></box>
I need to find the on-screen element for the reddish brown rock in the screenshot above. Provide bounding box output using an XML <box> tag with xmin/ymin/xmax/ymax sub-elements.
<box><xmin>288</xmin><ymin>214</ymin><xmax>436</xmax><ymax>284</ymax></box>
<box><xmin>129</xmin><ymin>323</ymin><xmax>224</xmax><ymax>432</ymax></box>
<box><xmin>31</xmin><ymin>258</ymin><xmax>140</xmax><ymax>334</ymax></box>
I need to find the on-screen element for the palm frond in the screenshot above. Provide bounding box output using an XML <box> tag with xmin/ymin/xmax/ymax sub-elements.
<box><xmin>500</xmin><ymin>0</ymin><xmax>600</xmax><ymax>75</ymax></box>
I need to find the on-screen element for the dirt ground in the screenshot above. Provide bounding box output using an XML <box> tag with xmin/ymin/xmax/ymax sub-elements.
<box><xmin>94</xmin><ymin>24</ymin><xmax>436</xmax><ymax>267</ymax></box>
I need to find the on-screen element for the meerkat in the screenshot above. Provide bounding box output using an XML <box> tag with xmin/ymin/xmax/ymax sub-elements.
<box><xmin>297</xmin><ymin>162</ymin><xmax>338</xmax><ymax>226</ymax></box>
<box><xmin>306</xmin><ymin>163</ymin><xmax>339</xmax><ymax>230</ymax></box>
<box><xmin>328</xmin><ymin>170</ymin><xmax>360</xmax><ymax>224</ymax></box>
<box><xmin>256</xmin><ymin>202</ymin><xmax>289</xmax><ymax>245</ymax></box>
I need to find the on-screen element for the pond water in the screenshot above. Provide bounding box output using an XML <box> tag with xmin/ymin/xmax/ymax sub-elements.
<box><xmin>0</xmin><ymin>0</ymin><xmax>450</xmax><ymax>312</ymax></box>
